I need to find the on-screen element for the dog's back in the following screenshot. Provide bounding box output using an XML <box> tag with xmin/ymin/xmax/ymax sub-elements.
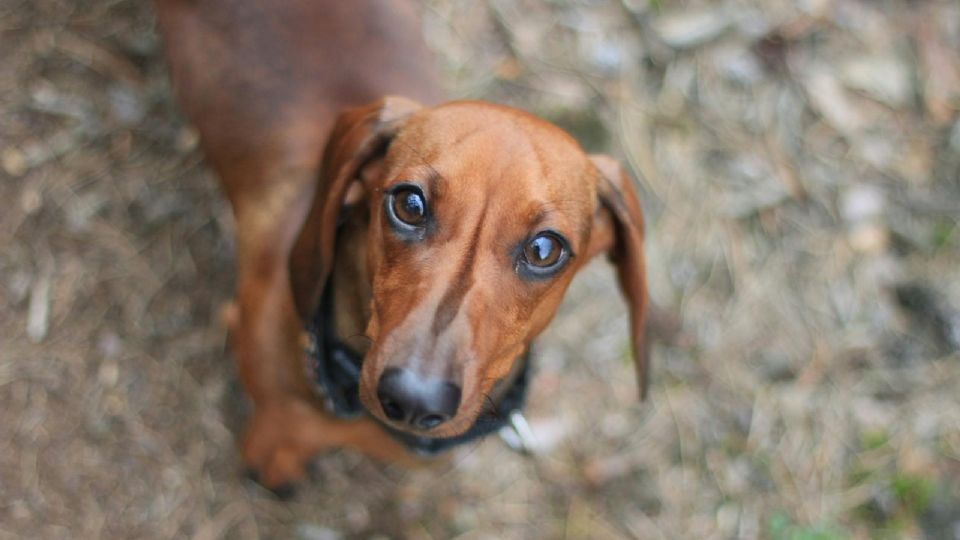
<box><xmin>154</xmin><ymin>0</ymin><xmax>442</xmax><ymax>180</ymax></box>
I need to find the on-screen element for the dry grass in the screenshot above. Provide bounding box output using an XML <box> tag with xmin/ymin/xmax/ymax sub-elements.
<box><xmin>2</xmin><ymin>0</ymin><xmax>959</xmax><ymax>538</ymax></box>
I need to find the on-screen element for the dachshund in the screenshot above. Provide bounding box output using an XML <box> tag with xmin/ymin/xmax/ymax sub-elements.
<box><xmin>154</xmin><ymin>0</ymin><xmax>648</xmax><ymax>490</ymax></box>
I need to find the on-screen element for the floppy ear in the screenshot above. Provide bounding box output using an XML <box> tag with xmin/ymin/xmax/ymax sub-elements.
<box><xmin>589</xmin><ymin>155</ymin><xmax>651</xmax><ymax>400</ymax></box>
<box><xmin>289</xmin><ymin>96</ymin><xmax>422</xmax><ymax>320</ymax></box>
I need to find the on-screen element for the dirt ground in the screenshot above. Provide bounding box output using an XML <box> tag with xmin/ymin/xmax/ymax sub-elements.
<box><xmin>2</xmin><ymin>0</ymin><xmax>960</xmax><ymax>538</ymax></box>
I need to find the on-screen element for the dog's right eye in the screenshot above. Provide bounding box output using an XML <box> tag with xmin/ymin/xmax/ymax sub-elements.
<box><xmin>385</xmin><ymin>184</ymin><xmax>430</xmax><ymax>239</ymax></box>
<box><xmin>392</xmin><ymin>188</ymin><xmax>426</xmax><ymax>225</ymax></box>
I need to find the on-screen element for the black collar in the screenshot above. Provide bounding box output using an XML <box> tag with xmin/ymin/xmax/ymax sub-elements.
<box><xmin>305</xmin><ymin>280</ymin><xmax>532</xmax><ymax>455</ymax></box>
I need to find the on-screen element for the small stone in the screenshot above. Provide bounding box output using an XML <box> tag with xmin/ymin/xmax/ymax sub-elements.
<box><xmin>849</xmin><ymin>224</ymin><xmax>889</xmax><ymax>253</ymax></box>
<box><xmin>10</xmin><ymin>500</ymin><xmax>31</xmax><ymax>520</ymax></box>
<box><xmin>714</xmin><ymin>46</ymin><xmax>764</xmax><ymax>85</ymax></box>
<box><xmin>108</xmin><ymin>85</ymin><xmax>146</xmax><ymax>126</ymax></box>
<box><xmin>855</xmin><ymin>135</ymin><xmax>896</xmax><ymax>170</ymax></box>
<box><xmin>798</xmin><ymin>0</ymin><xmax>832</xmax><ymax>15</ymax></box>
<box><xmin>494</xmin><ymin>57</ymin><xmax>522</xmax><ymax>81</ymax></box>
<box><xmin>653</xmin><ymin>9</ymin><xmax>730</xmax><ymax>49</ymax></box>
<box><xmin>601</xmin><ymin>412</ymin><xmax>632</xmax><ymax>438</ymax></box>
<box><xmin>65</xmin><ymin>193</ymin><xmax>106</xmax><ymax>232</ymax></box>
<box><xmin>26</xmin><ymin>272</ymin><xmax>51</xmax><ymax>343</ymax></box>
<box><xmin>452</xmin><ymin>505</ymin><xmax>480</xmax><ymax>534</ymax></box>
<box><xmin>620</xmin><ymin>0</ymin><xmax>650</xmax><ymax>15</ymax></box>
<box><xmin>805</xmin><ymin>70</ymin><xmax>863</xmax><ymax>134</ymax></box>
<box><xmin>2</xmin><ymin>148</ymin><xmax>27</xmax><ymax>176</ymax></box>
<box><xmin>947</xmin><ymin>312</ymin><xmax>960</xmax><ymax>351</ymax></box>
<box><xmin>852</xmin><ymin>396</ymin><xmax>896</xmax><ymax>430</ymax></box>
<box><xmin>104</xmin><ymin>395</ymin><xmax>126</xmax><ymax>416</ymax></box>
<box><xmin>345</xmin><ymin>503</ymin><xmax>370</xmax><ymax>531</ymax></box>
<box><xmin>841</xmin><ymin>185</ymin><xmax>886</xmax><ymax>223</ymax></box>
<box><xmin>583</xmin><ymin>454</ymin><xmax>632</xmax><ymax>486</ymax></box>
<box><xmin>587</xmin><ymin>39</ymin><xmax>623</xmax><ymax>73</ymax></box>
<box><xmin>98</xmin><ymin>361</ymin><xmax>119</xmax><ymax>388</ymax></box>
<box><xmin>841</xmin><ymin>55</ymin><xmax>913</xmax><ymax>107</ymax></box>
<box><xmin>175</xmin><ymin>126</ymin><xmax>199</xmax><ymax>152</ymax></box>
<box><xmin>97</xmin><ymin>331</ymin><xmax>123</xmax><ymax>359</ymax></box>
<box><xmin>6</xmin><ymin>272</ymin><xmax>32</xmax><ymax>304</ymax></box>
<box><xmin>716</xmin><ymin>503</ymin><xmax>740</xmax><ymax>537</ymax></box>
<box><xmin>162</xmin><ymin>466</ymin><xmax>183</xmax><ymax>489</ymax></box>
<box><xmin>295</xmin><ymin>524</ymin><xmax>342</xmax><ymax>540</ymax></box>
<box><xmin>949</xmin><ymin>118</ymin><xmax>960</xmax><ymax>151</ymax></box>
<box><xmin>19</xmin><ymin>187</ymin><xmax>42</xmax><ymax>215</ymax></box>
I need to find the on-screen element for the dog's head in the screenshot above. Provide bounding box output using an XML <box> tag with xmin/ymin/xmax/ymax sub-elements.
<box><xmin>292</xmin><ymin>97</ymin><xmax>648</xmax><ymax>438</ymax></box>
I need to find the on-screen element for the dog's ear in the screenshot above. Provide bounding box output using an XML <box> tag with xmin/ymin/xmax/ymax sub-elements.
<box><xmin>290</xmin><ymin>96</ymin><xmax>421</xmax><ymax>319</ymax></box>
<box><xmin>588</xmin><ymin>155</ymin><xmax>651</xmax><ymax>400</ymax></box>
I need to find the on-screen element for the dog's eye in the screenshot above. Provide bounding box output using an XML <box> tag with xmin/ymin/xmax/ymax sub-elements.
<box><xmin>390</xmin><ymin>187</ymin><xmax>427</xmax><ymax>226</ymax></box>
<box><xmin>518</xmin><ymin>232</ymin><xmax>570</xmax><ymax>279</ymax></box>
<box><xmin>524</xmin><ymin>234</ymin><xmax>562</xmax><ymax>267</ymax></box>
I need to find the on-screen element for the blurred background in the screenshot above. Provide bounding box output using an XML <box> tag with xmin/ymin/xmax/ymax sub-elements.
<box><xmin>2</xmin><ymin>0</ymin><xmax>959</xmax><ymax>538</ymax></box>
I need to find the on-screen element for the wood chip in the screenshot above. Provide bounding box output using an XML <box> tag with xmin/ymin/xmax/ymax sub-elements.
<box><xmin>26</xmin><ymin>270</ymin><xmax>52</xmax><ymax>343</ymax></box>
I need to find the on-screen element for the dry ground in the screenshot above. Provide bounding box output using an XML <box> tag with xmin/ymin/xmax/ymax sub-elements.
<box><xmin>2</xmin><ymin>0</ymin><xmax>959</xmax><ymax>538</ymax></box>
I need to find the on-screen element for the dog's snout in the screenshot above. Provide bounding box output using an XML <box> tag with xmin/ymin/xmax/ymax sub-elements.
<box><xmin>376</xmin><ymin>367</ymin><xmax>461</xmax><ymax>430</ymax></box>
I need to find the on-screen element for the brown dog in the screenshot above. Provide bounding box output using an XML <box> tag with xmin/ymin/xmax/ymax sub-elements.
<box><xmin>154</xmin><ymin>0</ymin><xmax>648</xmax><ymax>489</ymax></box>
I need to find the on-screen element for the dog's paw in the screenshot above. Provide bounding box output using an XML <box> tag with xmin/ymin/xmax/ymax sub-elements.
<box><xmin>244</xmin><ymin>467</ymin><xmax>298</xmax><ymax>500</ymax></box>
<box><xmin>240</xmin><ymin>399</ymin><xmax>324</xmax><ymax>491</ymax></box>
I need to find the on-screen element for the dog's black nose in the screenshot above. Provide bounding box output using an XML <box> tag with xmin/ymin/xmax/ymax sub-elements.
<box><xmin>376</xmin><ymin>367</ymin><xmax>461</xmax><ymax>430</ymax></box>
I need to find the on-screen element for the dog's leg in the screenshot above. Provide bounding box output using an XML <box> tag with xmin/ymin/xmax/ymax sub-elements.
<box><xmin>243</xmin><ymin>401</ymin><xmax>418</xmax><ymax>488</ymax></box>
<box><xmin>223</xmin><ymin>164</ymin><xmax>417</xmax><ymax>488</ymax></box>
<box><xmin>222</xmin><ymin>165</ymin><xmax>329</xmax><ymax>486</ymax></box>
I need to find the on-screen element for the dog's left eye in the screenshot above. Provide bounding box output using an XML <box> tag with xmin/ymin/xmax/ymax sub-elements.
<box><xmin>524</xmin><ymin>234</ymin><xmax>562</xmax><ymax>267</ymax></box>
<box><xmin>518</xmin><ymin>231</ymin><xmax>570</xmax><ymax>278</ymax></box>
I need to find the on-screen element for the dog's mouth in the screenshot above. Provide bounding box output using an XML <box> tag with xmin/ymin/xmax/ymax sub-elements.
<box><xmin>381</xmin><ymin>410</ymin><xmax>474</xmax><ymax>438</ymax></box>
<box><xmin>360</xmin><ymin>387</ymin><xmax>496</xmax><ymax>442</ymax></box>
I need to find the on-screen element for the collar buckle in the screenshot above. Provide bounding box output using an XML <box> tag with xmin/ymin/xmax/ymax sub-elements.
<box><xmin>498</xmin><ymin>411</ymin><xmax>539</xmax><ymax>455</ymax></box>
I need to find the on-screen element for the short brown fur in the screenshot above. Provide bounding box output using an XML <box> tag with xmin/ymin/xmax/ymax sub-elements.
<box><xmin>155</xmin><ymin>0</ymin><xmax>648</xmax><ymax>489</ymax></box>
